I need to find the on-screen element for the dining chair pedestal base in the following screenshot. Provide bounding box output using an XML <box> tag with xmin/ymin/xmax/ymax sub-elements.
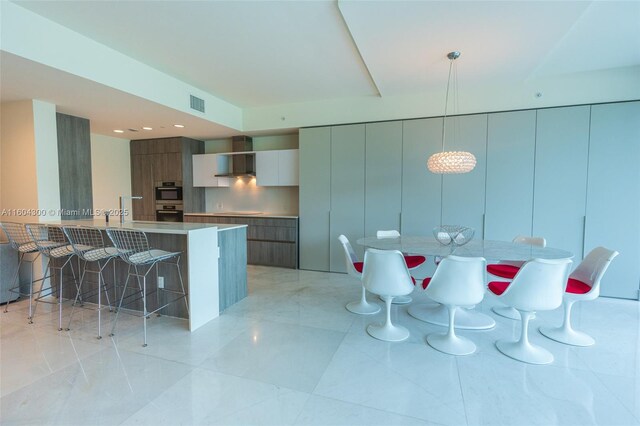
<box><xmin>492</xmin><ymin>306</ymin><xmax>534</xmax><ymax>320</ymax></box>
<box><xmin>380</xmin><ymin>295</ymin><xmax>412</xmax><ymax>305</ymax></box>
<box><xmin>367</xmin><ymin>323</ymin><xmax>409</xmax><ymax>342</ymax></box>
<box><xmin>427</xmin><ymin>333</ymin><xmax>476</xmax><ymax>356</ymax></box>
<box><xmin>408</xmin><ymin>303</ymin><xmax>495</xmax><ymax>330</ymax></box>
<box><xmin>346</xmin><ymin>301</ymin><xmax>380</xmax><ymax>315</ymax></box>
<box><xmin>496</xmin><ymin>339</ymin><xmax>554</xmax><ymax>365</ymax></box>
<box><xmin>539</xmin><ymin>326</ymin><xmax>595</xmax><ymax>347</ymax></box>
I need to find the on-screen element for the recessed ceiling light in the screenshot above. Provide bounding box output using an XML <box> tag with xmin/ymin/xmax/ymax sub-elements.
<box><xmin>173</xmin><ymin>124</ymin><xmax>185</xmax><ymax>128</ymax></box>
<box><xmin>142</xmin><ymin>127</ymin><xmax>153</xmax><ymax>131</ymax></box>
<box><xmin>113</xmin><ymin>129</ymin><xmax>124</xmax><ymax>133</ymax></box>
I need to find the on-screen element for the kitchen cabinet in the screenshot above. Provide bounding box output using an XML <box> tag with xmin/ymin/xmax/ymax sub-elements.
<box><xmin>130</xmin><ymin>137</ymin><xmax>204</xmax><ymax>220</ymax></box>
<box><xmin>441</xmin><ymin>114</ymin><xmax>488</xmax><ymax>237</ymax></box>
<box><xmin>329</xmin><ymin>124</ymin><xmax>365</xmax><ymax>273</ymax></box>
<box><xmin>365</xmin><ymin>121</ymin><xmax>402</xmax><ymax>236</ymax></box>
<box><xmin>532</xmin><ymin>106</ymin><xmax>590</xmax><ymax>262</ymax></box>
<box><xmin>401</xmin><ymin>118</ymin><xmax>443</xmax><ymax>235</ymax></box>
<box><xmin>185</xmin><ymin>215</ymin><xmax>298</xmax><ymax>269</ymax></box>
<box><xmin>484</xmin><ymin>110</ymin><xmax>537</xmax><ymax>241</ymax></box>
<box><xmin>584</xmin><ymin>101</ymin><xmax>640</xmax><ymax>299</ymax></box>
<box><xmin>192</xmin><ymin>154</ymin><xmax>230</xmax><ymax>187</ymax></box>
<box><xmin>299</xmin><ymin>128</ymin><xmax>331</xmax><ymax>271</ymax></box>
<box><xmin>255</xmin><ymin>149</ymin><xmax>299</xmax><ymax>186</ymax></box>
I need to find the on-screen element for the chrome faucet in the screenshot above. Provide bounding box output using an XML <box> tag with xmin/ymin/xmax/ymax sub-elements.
<box><xmin>119</xmin><ymin>195</ymin><xmax>142</xmax><ymax>224</ymax></box>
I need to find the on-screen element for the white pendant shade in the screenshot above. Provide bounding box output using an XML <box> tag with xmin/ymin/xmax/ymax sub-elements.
<box><xmin>427</xmin><ymin>151</ymin><xmax>477</xmax><ymax>174</ymax></box>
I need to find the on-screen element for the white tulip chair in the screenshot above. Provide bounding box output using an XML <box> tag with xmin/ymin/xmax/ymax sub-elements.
<box><xmin>488</xmin><ymin>258</ymin><xmax>572</xmax><ymax>364</ymax></box>
<box><xmin>540</xmin><ymin>247</ymin><xmax>619</xmax><ymax>346</ymax></box>
<box><xmin>361</xmin><ymin>248</ymin><xmax>415</xmax><ymax>342</ymax></box>
<box><xmin>423</xmin><ymin>256</ymin><xmax>487</xmax><ymax>355</ymax></box>
<box><xmin>487</xmin><ymin>235</ymin><xmax>546</xmax><ymax>320</ymax></box>
<box><xmin>338</xmin><ymin>235</ymin><xmax>380</xmax><ymax>315</ymax></box>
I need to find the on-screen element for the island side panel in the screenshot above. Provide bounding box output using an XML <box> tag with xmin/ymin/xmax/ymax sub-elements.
<box><xmin>187</xmin><ymin>226</ymin><xmax>219</xmax><ymax>331</ymax></box>
<box><xmin>218</xmin><ymin>226</ymin><xmax>248</xmax><ymax>312</ymax></box>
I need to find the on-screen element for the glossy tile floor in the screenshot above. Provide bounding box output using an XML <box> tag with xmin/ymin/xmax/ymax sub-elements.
<box><xmin>1</xmin><ymin>265</ymin><xmax>639</xmax><ymax>426</ymax></box>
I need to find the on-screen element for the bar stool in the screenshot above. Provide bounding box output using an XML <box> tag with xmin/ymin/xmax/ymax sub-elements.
<box><xmin>106</xmin><ymin>228</ymin><xmax>188</xmax><ymax>347</ymax></box>
<box><xmin>25</xmin><ymin>224</ymin><xmax>79</xmax><ymax>330</ymax></box>
<box><xmin>63</xmin><ymin>225</ymin><xmax>120</xmax><ymax>339</ymax></box>
<box><xmin>0</xmin><ymin>222</ymin><xmax>42</xmax><ymax>323</ymax></box>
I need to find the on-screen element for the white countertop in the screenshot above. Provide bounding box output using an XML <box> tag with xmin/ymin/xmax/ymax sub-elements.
<box><xmin>185</xmin><ymin>212</ymin><xmax>299</xmax><ymax>219</ymax></box>
<box><xmin>4</xmin><ymin>218</ymin><xmax>246</xmax><ymax>235</ymax></box>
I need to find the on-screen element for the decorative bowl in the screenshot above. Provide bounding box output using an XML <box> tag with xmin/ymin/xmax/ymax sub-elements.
<box><xmin>433</xmin><ymin>225</ymin><xmax>475</xmax><ymax>246</ymax></box>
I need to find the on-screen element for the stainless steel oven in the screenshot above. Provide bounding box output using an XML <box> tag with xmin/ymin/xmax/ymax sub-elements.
<box><xmin>156</xmin><ymin>204</ymin><xmax>184</xmax><ymax>222</ymax></box>
<box><xmin>155</xmin><ymin>181</ymin><xmax>183</xmax><ymax>202</ymax></box>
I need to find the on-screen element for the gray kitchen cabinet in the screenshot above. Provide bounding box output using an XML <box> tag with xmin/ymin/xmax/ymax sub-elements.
<box><xmin>484</xmin><ymin>110</ymin><xmax>537</xmax><ymax>242</ymax></box>
<box><xmin>401</xmin><ymin>118</ymin><xmax>443</xmax><ymax>235</ymax></box>
<box><xmin>585</xmin><ymin>101</ymin><xmax>640</xmax><ymax>299</ymax></box>
<box><xmin>185</xmin><ymin>215</ymin><xmax>298</xmax><ymax>269</ymax></box>
<box><xmin>533</xmin><ymin>106</ymin><xmax>590</xmax><ymax>262</ymax></box>
<box><xmin>365</xmin><ymin>121</ymin><xmax>402</xmax><ymax>236</ymax></box>
<box><xmin>329</xmin><ymin>124</ymin><xmax>366</xmax><ymax>273</ymax></box>
<box><xmin>441</xmin><ymin>114</ymin><xmax>488</xmax><ymax>237</ymax></box>
<box><xmin>255</xmin><ymin>149</ymin><xmax>299</xmax><ymax>186</ymax></box>
<box><xmin>299</xmin><ymin>127</ymin><xmax>331</xmax><ymax>271</ymax></box>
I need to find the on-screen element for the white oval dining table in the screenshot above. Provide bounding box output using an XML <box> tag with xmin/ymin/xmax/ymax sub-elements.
<box><xmin>356</xmin><ymin>236</ymin><xmax>574</xmax><ymax>330</ymax></box>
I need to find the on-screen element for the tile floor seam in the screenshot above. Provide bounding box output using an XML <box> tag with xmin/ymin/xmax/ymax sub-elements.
<box><xmin>454</xmin><ymin>357</ymin><xmax>470</xmax><ymax>426</ymax></box>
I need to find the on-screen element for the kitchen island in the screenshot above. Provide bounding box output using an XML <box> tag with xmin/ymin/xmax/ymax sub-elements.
<box><xmin>9</xmin><ymin>219</ymin><xmax>247</xmax><ymax>331</ymax></box>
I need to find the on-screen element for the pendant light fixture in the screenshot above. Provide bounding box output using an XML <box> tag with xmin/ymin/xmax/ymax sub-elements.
<box><xmin>427</xmin><ymin>51</ymin><xmax>476</xmax><ymax>174</ymax></box>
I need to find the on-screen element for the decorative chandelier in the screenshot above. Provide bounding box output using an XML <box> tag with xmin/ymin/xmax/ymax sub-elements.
<box><xmin>427</xmin><ymin>51</ymin><xmax>476</xmax><ymax>174</ymax></box>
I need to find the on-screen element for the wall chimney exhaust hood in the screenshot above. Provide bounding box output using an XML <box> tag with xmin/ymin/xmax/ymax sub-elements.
<box><xmin>214</xmin><ymin>136</ymin><xmax>256</xmax><ymax>177</ymax></box>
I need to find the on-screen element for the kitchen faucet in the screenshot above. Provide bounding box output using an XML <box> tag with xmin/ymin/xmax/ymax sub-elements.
<box><xmin>119</xmin><ymin>195</ymin><xmax>142</xmax><ymax>223</ymax></box>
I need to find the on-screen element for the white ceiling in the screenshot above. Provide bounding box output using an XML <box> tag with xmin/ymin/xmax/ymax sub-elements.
<box><xmin>3</xmin><ymin>0</ymin><xmax>640</xmax><ymax>139</ymax></box>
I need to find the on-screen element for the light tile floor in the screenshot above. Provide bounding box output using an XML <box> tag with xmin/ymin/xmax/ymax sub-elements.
<box><xmin>1</xmin><ymin>265</ymin><xmax>639</xmax><ymax>425</ymax></box>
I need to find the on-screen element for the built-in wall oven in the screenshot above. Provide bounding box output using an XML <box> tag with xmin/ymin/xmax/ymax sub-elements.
<box><xmin>156</xmin><ymin>204</ymin><xmax>184</xmax><ymax>222</ymax></box>
<box><xmin>155</xmin><ymin>181</ymin><xmax>183</xmax><ymax>222</ymax></box>
<box><xmin>155</xmin><ymin>181</ymin><xmax>183</xmax><ymax>202</ymax></box>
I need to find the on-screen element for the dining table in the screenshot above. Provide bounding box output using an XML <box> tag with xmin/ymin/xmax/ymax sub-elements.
<box><xmin>357</xmin><ymin>236</ymin><xmax>573</xmax><ymax>330</ymax></box>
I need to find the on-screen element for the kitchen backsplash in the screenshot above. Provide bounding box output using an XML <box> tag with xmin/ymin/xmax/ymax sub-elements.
<box><xmin>204</xmin><ymin>183</ymin><xmax>299</xmax><ymax>214</ymax></box>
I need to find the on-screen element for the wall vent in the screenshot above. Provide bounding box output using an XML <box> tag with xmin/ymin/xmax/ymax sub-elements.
<box><xmin>190</xmin><ymin>95</ymin><xmax>205</xmax><ymax>113</ymax></box>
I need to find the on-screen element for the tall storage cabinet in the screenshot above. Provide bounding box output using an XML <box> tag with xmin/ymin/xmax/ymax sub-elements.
<box><xmin>401</xmin><ymin>118</ymin><xmax>443</xmax><ymax>235</ymax></box>
<box><xmin>364</xmin><ymin>122</ymin><xmax>403</xmax><ymax>237</ymax></box>
<box><xmin>485</xmin><ymin>110</ymin><xmax>537</xmax><ymax>241</ymax></box>
<box><xmin>130</xmin><ymin>137</ymin><xmax>204</xmax><ymax>221</ymax></box>
<box><xmin>329</xmin><ymin>124</ymin><xmax>366</xmax><ymax>273</ymax></box>
<box><xmin>299</xmin><ymin>128</ymin><xmax>331</xmax><ymax>271</ymax></box>
<box><xmin>585</xmin><ymin>101</ymin><xmax>640</xmax><ymax>299</ymax></box>
<box><xmin>532</xmin><ymin>106</ymin><xmax>590</xmax><ymax>261</ymax></box>
<box><xmin>441</xmin><ymin>114</ymin><xmax>488</xmax><ymax>236</ymax></box>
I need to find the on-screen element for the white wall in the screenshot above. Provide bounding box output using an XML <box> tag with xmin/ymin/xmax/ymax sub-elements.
<box><xmin>32</xmin><ymin>100</ymin><xmax>61</xmax><ymax>220</ymax></box>
<box><xmin>0</xmin><ymin>100</ymin><xmax>60</xmax><ymax>219</ymax></box>
<box><xmin>90</xmin><ymin>133</ymin><xmax>131</xmax><ymax>218</ymax></box>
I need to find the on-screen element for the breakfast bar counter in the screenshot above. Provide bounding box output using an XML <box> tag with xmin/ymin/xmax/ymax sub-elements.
<box><xmin>11</xmin><ymin>218</ymin><xmax>247</xmax><ymax>331</ymax></box>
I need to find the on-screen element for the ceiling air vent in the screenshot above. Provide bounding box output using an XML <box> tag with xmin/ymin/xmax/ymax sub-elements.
<box><xmin>190</xmin><ymin>95</ymin><xmax>205</xmax><ymax>113</ymax></box>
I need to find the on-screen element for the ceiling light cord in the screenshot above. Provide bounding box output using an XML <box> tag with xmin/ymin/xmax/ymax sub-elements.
<box><xmin>440</xmin><ymin>57</ymin><xmax>455</xmax><ymax>152</ymax></box>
